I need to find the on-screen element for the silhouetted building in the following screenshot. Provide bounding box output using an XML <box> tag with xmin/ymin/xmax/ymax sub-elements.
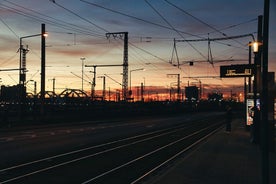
<box><xmin>208</xmin><ymin>92</ymin><xmax>223</xmax><ymax>101</ymax></box>
<box><xmin>185</xmin><ymin>86</ymin><xmax>199</xmax><ymax>101</ymax></box>
<box><xmin>0</xmin><ymin>85</ymin><xmax>26</xmax><ymax>102</ymax></box>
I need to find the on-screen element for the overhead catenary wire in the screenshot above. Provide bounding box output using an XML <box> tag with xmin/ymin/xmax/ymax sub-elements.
<box><xmin>54</xmin><ymin>0</ymin><xmax>182</xmax><ymax>75</ymax></box>
<box><xmin>163</xmin><ymin>0</ymin><xmax>249</xmax><ymax>48</ymax></box>
<box><xmin>80</xmin><ymin>0</ymin><xmax>207</xmax><ymax>39</ymax></box>
<box><xmin>144</xmin><ymin>0</ymin><xmax>207</xmax><ymax>61</ymax></box>
<box><xmin>164</xmin><ymin>0</ymin><xmax>227</xmax><ymax>37</ymax></box>
<box><xmin>49</xmin><ymin>0</ymin><xmax>109</xmax><ymax>33</ymax></box>
<box><xmin>48</xmin><ymin>1</ymin><xmax>181</xmax><ymax>89</ymax></box>
<box><xmin>172</xmin><ymin>33</ymin><xmax>255</xmax><ymax>66</ymax></box>
<box><xmin>129</xmin><ymin>43</ymin><xmax>185</xmax><ymax>82</ymax></box>
<box><xmin>128</xmin><ymin>48</ymin><xmax>173</xmax><ymax>79</ymax></box>
<box><xmin>0</xmin><ymin>1</ymin><xmax>105</xmax><ymax>38</ymax></box>
<box><xmin>0</xmin><ymin>0</ymin><xmax>206</xmax><ymax>71</ymax></box>
<box><xmin>0</xmin><ymin>0</ymin><xmax>253</xmax><ymax>91</ymax></box>
<box><xmin>208</xmin><ymin>18</ymin><xmax>258</xmax><ymax>34</ymax></box>
<box><xmin>49</xmin><ymin>0</ymin><xmax>179</xmax><ymax>74</ymax></box>
<box><xmin>0</xmin><ymin>53</ymin><xmax>18</xmax><ymax>67</ymax></box>
<box><xmin>0</xmin><ymin>16</ymin><xmax>19</xmax><ymax>39</ymax></box>
<box><xmin>129</xmin><ymin>42</ymin><xmax>168</xmax><ymax>64</ymax></box>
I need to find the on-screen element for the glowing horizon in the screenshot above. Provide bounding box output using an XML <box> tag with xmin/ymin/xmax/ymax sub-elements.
<box><xmin>0</xmin><ymin>0</ymin><xmax>275</xmax><ymax>96</ymax></box>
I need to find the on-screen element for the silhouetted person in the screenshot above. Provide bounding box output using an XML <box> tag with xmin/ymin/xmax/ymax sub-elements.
<box><xmin>225</xmin><ymin>105</ymin><xmax>232</xmax><ymax>132</ymax></box>
<box><xmin>250</xmin><ymin>106</ymin><xmax>260</xmax><ymax>144</ymax></box>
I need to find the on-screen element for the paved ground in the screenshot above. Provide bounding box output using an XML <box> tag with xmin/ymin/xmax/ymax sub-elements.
<box><xmin>149</xmin><ymin>119</ymin><xmax>276</xmax><ymax>184</ymax></box>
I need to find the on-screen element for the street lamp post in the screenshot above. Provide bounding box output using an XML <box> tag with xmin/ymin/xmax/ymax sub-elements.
<box><xmin>252</xmin><ymin>38</ymin><xmax>260</xmax><ymax>141</ymax></box>
<box><xmin>41</xmin><ymin>24</ymin><xmax>46</xmax><ymax>116</ymax></box>
<box><xmin>19</xmin><ymin>35</ymin><xmax>48</xmax><ymax>85</ymax></box>
<box><xmin>129</xmin><ymin>68</ymin><xmax>144</xmax><ymax>100</ymax></box>
<box><xmin>19</xmin><ymin>24</ymin><xmax>47</xmax><ymax>116</ymax></box>
<box><xmin>19</xmin><ymin>34</ymin><xmax>40</xmax><ymax>86</ymax></box>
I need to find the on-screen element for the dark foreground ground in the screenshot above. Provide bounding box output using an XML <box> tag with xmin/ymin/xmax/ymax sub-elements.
<box><xmin>148</xmin><ymin>118</ymin><xmax>276</xmax><ymax>184</ymax></box>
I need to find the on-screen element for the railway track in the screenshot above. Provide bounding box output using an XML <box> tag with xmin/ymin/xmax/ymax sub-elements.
<box><xmin>0</xmin><ymin>115</ymin><xmax>225</xmax><ymax>184</ymax></box>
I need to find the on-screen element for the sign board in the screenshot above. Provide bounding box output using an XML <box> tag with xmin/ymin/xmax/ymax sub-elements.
<box><xmin>220</xmin><ymin>64</ymin><xmax>254</xmax><ymax>78</ymax></box>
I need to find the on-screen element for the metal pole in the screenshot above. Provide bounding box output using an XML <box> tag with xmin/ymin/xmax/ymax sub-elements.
<box><xmin>19</xmin><ymin>38</ymin><xmax>22</xmax><ymax>85</ymax></box>
<box><xmin>141</xmin><ymin>82</ymin><xmax>144</xmax><ymax>102</ymax></box>
<box><xmin>53</xmin><ymin>78</ymin><xmax>55</xmax><ymax>94</ymax></box>
<box><xmin>253</xmin><ymin>52</ymin><xmax>258</xmax><ymax>140</ymax></box>
<box><xmin>105</xmin><ymin>32</ymin><xmax>128</xmax><ymax>101</ymax></box>
<box><xmin>261</xmin><ymin>0</ymin><xmax>270</xmax><ymax>183</ymax></box>
<box><xmin>92</xmin><ymin>66</ymin><xmax>96</xmax><ymax>100</ymax></box>
<box><xmin>244</xmin><ymin>77</ymin><xmax>247</xmax><ymax>102</ymax></box>
<box><xmin>41</xmin><ymin>23</ymin><xmax>46</xmax><ymax>116</ymax></box>
<box><xmin>129</xmin><ymin>68</ymin><xmax>144</xmax><ymax>101</ymax></box>
<box><xmin>130</xmin><ymin>70</ymin><xmax>132</xmax><ymax>98</ymax></box>
<box><xmin>80</xmin><ymin>57</ymin><xmax>85</xmax><ymax>91</ymax></box>
<box><xmin>249</xmin><ymin>42</ymin><xmax>252</xmax><ymax>92</ymax></box>
<box><xmin>82</xmin><ymin>59</ymin><xmax>84</xmax><ymax>91</ymax></box>
<box><xmin>177</xmin><ymin>74</ymin><xmax>180</xmax><ymax>101</ymax></box>
<box><xmin>123</xmin><ymin>33</ymin><xmax>128</xmax><ymax>101</ymax></box>
<box><xmin>103</xmin><ymin>76</ymin><xmax>106</xmax><ymax>100</ymax></box>
<box><xmin>19</xmin><ymin>38</ymin><xmax>23</xmax><ymax>118</ymax></box>
<box><xmin>255</xmin><ymin>15</ymin><xmax>263</xmax><ymax>144</ymax></box>
<box><xmin>34</xmin><ymin>81</ymin><xmax>37</xmax><ymax>95</ymax></box>
<box><xmin>247</xmin><ymin>42</ymin><xmax>251</xmax><ymax>130</ymax></box>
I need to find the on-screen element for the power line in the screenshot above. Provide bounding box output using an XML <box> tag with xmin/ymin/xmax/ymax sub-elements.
<box><xmin>164</xmin><ymin>0</ymin><xmax>227</xmax><ymax>37</ymax></box>
<box><xmin>0</xmin><ymin>53</ymin><xmax>18</xmax><ymax>67</ymax></box>
<box><xmin>50</xmin><ymin>0</ymin><xmax>109</xmax><ymax>33</ymax></box>
<box><xmin>128</xmin><ymin>47</ymin><xmax>174</xmax><ymax>78</ymax></box>
<box><xmin>0</xmin><ymin>15</ymin><xmax>19</xmax><ymax>39</ymax></box>
<box><xmin>80</xmin><ymin>0</ymin><xmax>204</xmax><ymax>38</ymax></box>
<box><xmin>175</xmin><ymin>33</ymin><xmax>255</xmax><ymax>42</ymax></box>
<box><xmin>1</xmin><ymin>0</ymin><xmax>229</xmax><ymax>83</ymax></box>
<box><xmin>129</xmin><ymin>42</ymin><xmax>189</xmax><ymax>79</ymax></box>
<box><xmin>144</xmin><ymin>0</ymin><xmax>207</xmax><ymax>61</ymax></box>
<box><xmin>129</xmin><ymin>42</ymin><xmax>168</xmax><ymax>63</ymax></box>
<box><xmin>0</xmin><ymin>1</ymin><xmax>104</xmax><ymax>38</ymax></box>
<box><xmin>17</xmin><ymin>0</ymin><xmax>176</xmax><ymax>75</ymax></box>
<box><xmin>209</xmin><ymin>18</ymin><xmax>258</xmax><ymax>34</ymax></box>
<box><xmin>163</xmin><ymin>0</ymin><xmax>248</xmax><ymax>47</ymax></box>
<box><xmin>50</xmin><ymin>0</ymin><xmax>178</xmax><ymax>74</ymax></box>
<box><xmin>0</xmin><ymin>0</ymin><xmax>208</xmax><ymax>68</ymax></box>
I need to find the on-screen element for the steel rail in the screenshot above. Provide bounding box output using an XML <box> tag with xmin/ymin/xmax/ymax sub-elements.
<box><xmin>0</xmin><ymin>119</ymin><xmax>207</xmax><ymax>183</ymax></box>
<box><xmin>131</xmin><ymin>123</ymin><xmax>224</xmax><ymax>184</ymax></box>
<box><xmin>81</xmin><ymin>122</ymin><xmax>224</xmax><ymax>183</ymax></box>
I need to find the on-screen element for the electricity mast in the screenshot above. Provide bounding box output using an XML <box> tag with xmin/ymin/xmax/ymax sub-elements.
<box><xmin>106</xmin><ymin>32</ymin><xmax>128</xmax><ymax>101</ymax></box>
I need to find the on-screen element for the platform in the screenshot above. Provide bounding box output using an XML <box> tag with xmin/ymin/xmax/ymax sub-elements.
<box><xmin>149</xmin><ymin>119</ymin><xmax>276</xmax><ymax>184</ymax></box>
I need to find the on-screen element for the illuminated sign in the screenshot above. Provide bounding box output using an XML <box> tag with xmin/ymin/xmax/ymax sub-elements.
<box><xmin>220</xmin><ymin>64</ymin><xmax>254</xmax><ymax>78</ymax></box>
<box><xmin>246</xmin><ymin>99</ymin><xmax>260</xmax><ymax>126</ymax></box>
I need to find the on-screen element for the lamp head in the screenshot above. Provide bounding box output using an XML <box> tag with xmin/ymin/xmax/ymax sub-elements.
<box><xmin>253</xmin><ymin>41</ymin><xmax>259</xmax><ymax>53</ymax></box>
<box><xmin>43</xmin><ymin>32</ymin><xmax>48</xmax><ymax>37</ymax></box>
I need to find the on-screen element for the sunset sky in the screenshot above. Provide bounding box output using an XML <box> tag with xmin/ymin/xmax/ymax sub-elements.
<box><xmin>0</xmin><ymin>0</ymin><xmax>275</xmax><ymax>97</ymax></box>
